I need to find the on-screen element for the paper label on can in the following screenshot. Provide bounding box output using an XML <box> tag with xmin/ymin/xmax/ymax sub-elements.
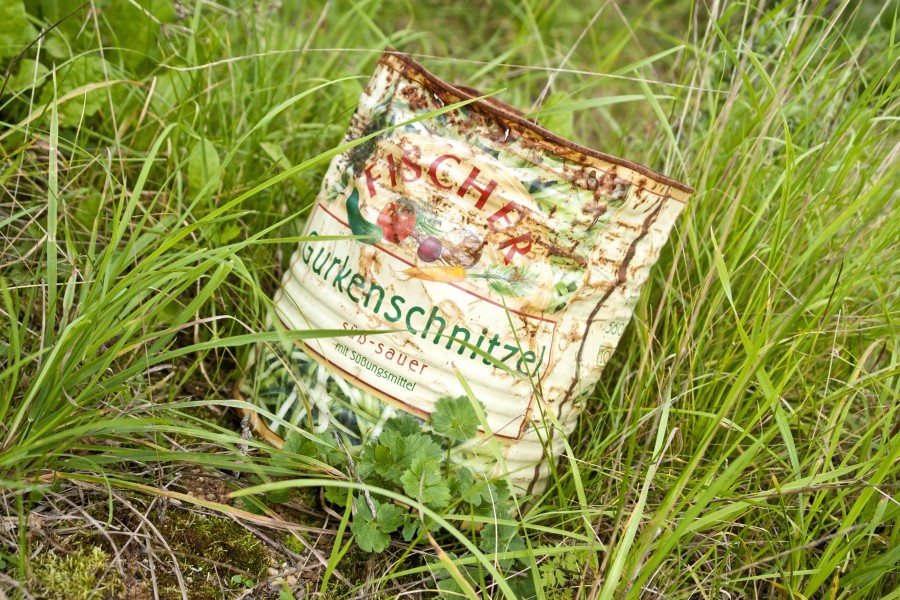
<box><xmin>273</xmin><ymin>51</ymin><xmax>690</xmax><ymax>450</ymax></box>
<box><xmin>276</xmin><ymin>135</ymin><xmax>559</xmax><ymax>440</ymax></box>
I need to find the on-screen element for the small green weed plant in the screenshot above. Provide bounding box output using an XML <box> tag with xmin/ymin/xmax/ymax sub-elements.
<box><xmin>277</xmin><ymin>396</ymin><xmax>532</xmax><ymax>593</ymax></box>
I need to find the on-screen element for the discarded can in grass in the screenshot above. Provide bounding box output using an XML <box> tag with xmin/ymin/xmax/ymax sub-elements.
<box><xmin>239</xmin><ymin>50</ymin><xmax>691</xmax><ymax>495</ymax></box>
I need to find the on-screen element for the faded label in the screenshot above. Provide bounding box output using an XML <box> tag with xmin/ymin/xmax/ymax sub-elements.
<box><xmin>276</xmin><ymin>137</ymin><xmax>559</xmax><ymax>439</ymax></box>
<box><xmin>270</xmin><ymin>50</ymin><xmax>691</xmax><ymax>486</ymax></box>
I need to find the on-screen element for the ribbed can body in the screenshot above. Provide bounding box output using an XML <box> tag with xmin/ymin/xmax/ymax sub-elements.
<box><xmin>247</xmin><ymin>51</ymin><xmax>690</xmax><ymax>495</ymax></box>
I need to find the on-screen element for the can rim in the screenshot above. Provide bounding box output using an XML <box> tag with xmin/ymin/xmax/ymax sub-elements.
<box><xmin>381</xmin><ymin>49</ymin><xmax>694</xmax><ymax>197</ymax></box>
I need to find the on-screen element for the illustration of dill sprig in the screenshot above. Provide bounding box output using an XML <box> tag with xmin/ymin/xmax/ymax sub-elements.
<box><xmin>469</xmin><ymin>264</ymin><xmax>538</xmax><ymax>297</ymax></box>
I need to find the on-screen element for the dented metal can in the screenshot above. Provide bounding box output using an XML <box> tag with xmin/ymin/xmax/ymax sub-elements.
<box><xmin>241</xmin><ymin>51</ymin><xmax>691</xmax><ymax>495</ymax></box>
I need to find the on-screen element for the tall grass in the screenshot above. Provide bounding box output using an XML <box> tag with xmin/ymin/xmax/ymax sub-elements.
<box><xmin>1</xmin><ymin>0</ymin><xmax>897</xmax><ymax>598</ymax></box>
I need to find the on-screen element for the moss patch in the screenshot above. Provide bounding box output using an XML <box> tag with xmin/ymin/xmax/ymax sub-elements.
<box><xmin>155</xmin><ymin>509</ymin><xmax>269</xmax><ymax>600</ymax></box>
<box><xmin>30</xmin><ymin>547</ymin><xmax>125</xmax><ymax>600</ymax></box>
<box><xmin>283</xmin><ymin>532</ymin><xmax>307</xmax><ymax>555</ymax></box>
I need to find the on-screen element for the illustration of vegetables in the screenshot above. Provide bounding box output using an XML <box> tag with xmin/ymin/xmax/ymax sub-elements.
<box><xmin>401</xmin><ymin>266</ymin><xmax>467</xmax><ymax>282</ymax></box>
<box><xmin>440</xmin><ymin>229</ymin><xmax>484</xmax><ymax>268</ymax></box>
<box><xmin>377</xmin><ymin>199</ymin><xmax>417</xmax><ymax>243</ymax></box>
<box><xmin>345</xmin><ymin>188</ymin><xmax>383</xmax><ymax>244</ymax></box>
<box><xmin>412</xmin><ymin>207</ymin><xmax>442</xmax><ymax>235</ymax></box>
<box><xmin>470</xmin><ymin>264</ymin><xmax>538</xmax><ymax>297</ymax></box>
<box><xmin>401</xmin><ymin>263</ymin><xmax>539</xmax><ymax>298</ymax></box>
<box><xmin>416</xmin><ymin>236</ymin><xmax>443</xmax><ymax>262</ymax></box>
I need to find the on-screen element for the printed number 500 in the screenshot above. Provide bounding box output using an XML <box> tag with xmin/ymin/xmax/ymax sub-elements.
<box><xmin>605</xmin><ymin>321</ymin><xmax>626</xmax><ymax>336</ymax></box>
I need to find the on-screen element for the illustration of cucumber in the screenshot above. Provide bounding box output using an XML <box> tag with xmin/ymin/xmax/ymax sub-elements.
<box><xmin>345</xmin><ymin>188</ymin><xmax>383</xmax><ymax>244</ymax></box>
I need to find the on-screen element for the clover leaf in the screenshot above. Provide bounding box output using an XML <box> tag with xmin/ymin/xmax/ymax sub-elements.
<box><xmin>350</xmin><ymin>511</ymin><xmax>391</xmax><ymax>553</ymax></box>
<box><xmin>382</xmin><ymin>414</ymin><xmax>424</xmax><ymax>436</ymax></box>
<box><xmin>431</xmin><ymin>396</ymin><xmax>480</xmax><ymax>442</ymax></box>
<box><xmin>359</xmin><ymin>428</ymin><xmax>442</xmax><ymax>485</ymax></box>
<box><xmin>350</xmin><ymin>499</ymin><xmax>409</xmax><ymax>553</ymax></box>
<box><xmin>374</xmin><ymin>501</ymin><xmax>406</xmax><ymax>534</ymax></box>
<box><xmin>401</xmin><ymin>456</ymin><xmax>450</xmax><ymax>508</ymax></box>
<box><xmin>479</xmin><ymin>522</ymin><xmax>526</xmax><ymax>569</ymax></box>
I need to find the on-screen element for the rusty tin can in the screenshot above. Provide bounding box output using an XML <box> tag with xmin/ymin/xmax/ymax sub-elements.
<box><xmin>241</xmin><ymin>51</ymin><xmax>691</xmax><ymax>495</ymax></box>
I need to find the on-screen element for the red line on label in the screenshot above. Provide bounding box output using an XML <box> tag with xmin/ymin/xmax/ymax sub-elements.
<box><xmin>316</xmin><ymin>202</ymin><xmax>557</xmax><ymax>325</ymax></box>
